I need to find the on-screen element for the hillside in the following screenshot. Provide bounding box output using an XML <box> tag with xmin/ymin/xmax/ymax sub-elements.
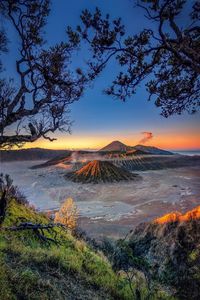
<box><xmin>65</xmin><ymin>160</ymin><xmax>139</xmax><ymax>183</ymax></box>
<box><xmin>129</xmin><ymin>207</ymin><xmax>200</xmax><ymax>299</ymax></box>
<box><xmin>133</xmin><ymin>145</ymin><xmax>173</xmax><ymax>155</ymax></box>
<box><xmin>30</xmin><ymin>150</ymin><xmax>101</xmax><ymax>169</ymax></box>
<box><xmin>0</xmin><ymin>199</ymin><xmax>135</xmax><ymax>300</ymax></box>
<box><xmin>30</xmin><ymin>151</ymin><xmax>72</xmax><ymax>169</ymax></box>
<box><xmin>0</xmin><ymin>195</ymin><xmax>180</xmax><ymax>300</ymax></box>
<box><xmin>0</xmin><ymin>148</ymin><xmax>67</xmax><ymax>162</ymax></box>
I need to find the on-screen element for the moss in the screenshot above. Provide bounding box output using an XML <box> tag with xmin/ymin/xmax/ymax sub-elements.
<box><xmin>188</xmin><ymin>249</ymin><xmax>200</xmax><ymax>262</ymax></box>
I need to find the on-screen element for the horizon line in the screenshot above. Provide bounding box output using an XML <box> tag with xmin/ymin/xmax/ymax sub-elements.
<box><xmin>2</xmin><ymin>146</ymin><xmax>200</xmax><ymax>152</ymax></box>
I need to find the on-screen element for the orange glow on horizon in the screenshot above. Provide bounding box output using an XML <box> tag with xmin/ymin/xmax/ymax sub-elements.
<box><xmin>21</xmin><ymin>131</ymin><xmax>200</xmax><ymax>151</ymax></box>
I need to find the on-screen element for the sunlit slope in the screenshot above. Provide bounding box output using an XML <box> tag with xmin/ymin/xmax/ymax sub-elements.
<box><xmin>65</xmin><ymin>160</ymin><xmax>139</xmax><ymax>183</ymax></box>
<box><xmin>154</xmin><ymin>206</ymin><xmax>200</xmax><ymax>224</ymax></box>
<box><xmin>129</xmin><ymin>206</ymin><xmax>200</xmax><ymax>299</ymax></box>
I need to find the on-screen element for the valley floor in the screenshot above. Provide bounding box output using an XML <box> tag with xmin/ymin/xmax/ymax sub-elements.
<box><xmin>1</xmin><ymin>158</ymin><xmax>200</xmax><ymax>240</ymax></box>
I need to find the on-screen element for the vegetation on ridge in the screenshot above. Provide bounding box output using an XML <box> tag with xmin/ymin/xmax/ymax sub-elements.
<box><xmin>128</xmin><ymin>209</ymin><xmax>200</xmax><ymax>299</ymax></box>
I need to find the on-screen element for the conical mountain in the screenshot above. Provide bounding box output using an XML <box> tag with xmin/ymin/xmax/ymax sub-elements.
<box><xmin>100</xmin><ymin>141</ymin><xmax>131</xmax><ymax>152</ymax></box>
<box><xmin>65</xmin><ymin>160</ymin><xmax>138</xmax><ymax>183</ymax></box>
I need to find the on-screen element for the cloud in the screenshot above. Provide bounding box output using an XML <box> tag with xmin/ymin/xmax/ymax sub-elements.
<box><xmin>139</xmin><ymin>132</ymin><xmax>153</xmax><ymax>144</ymax></box>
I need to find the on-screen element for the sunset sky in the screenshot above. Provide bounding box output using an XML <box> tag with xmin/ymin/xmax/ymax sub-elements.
<box><xmin>4</xmin><ymin>0</ymin><xmax>200</xmax><ymax>151</ymax></box>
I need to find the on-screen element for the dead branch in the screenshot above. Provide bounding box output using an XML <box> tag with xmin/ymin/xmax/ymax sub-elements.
<box><xmin>3</xmin><ymin>222</ymin><xmax>66</xmax><ymax>244</ymax></box>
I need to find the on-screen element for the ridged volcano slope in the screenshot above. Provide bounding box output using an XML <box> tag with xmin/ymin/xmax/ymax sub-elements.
<box><xmin>65</xmin><ymin>160</ymin><xmax>139</xmax><ymax>183</ymax></box>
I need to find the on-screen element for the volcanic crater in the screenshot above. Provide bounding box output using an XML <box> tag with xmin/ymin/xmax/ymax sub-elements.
<box><xmin>65</xmin><ymin>160</ymin><xmax>139</xmax><ymax>184</ymax></box>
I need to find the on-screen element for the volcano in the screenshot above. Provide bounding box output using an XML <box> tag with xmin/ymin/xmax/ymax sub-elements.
<box><xmin>65</xmin><ymin>160</ymin><xmax>139</xmax><ymax>183</ymax></box>
<box><xmin>99</xmin><ymin>140</ymin><xmax>173</xmax><ymax>155</ymax></box>
<box><xmin>100</xmin><ymin>141</ymin><xmax>131</xmax><ymax>152</ymax></box>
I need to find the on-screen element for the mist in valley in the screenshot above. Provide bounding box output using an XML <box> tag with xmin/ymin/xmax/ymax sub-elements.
<box><xmin>2</xmin><ymin>160</ymin><xmax>200</xmax><ymax>238</ymax></box>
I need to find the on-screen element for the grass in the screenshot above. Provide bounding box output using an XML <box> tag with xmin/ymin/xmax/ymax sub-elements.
<box><xmin>0</xmin><ymin>199</ymin><xmax>176</xmax><ymax>299</ymax></box>
<box><xmin>0</xmin><ymin>199</ymin><xmax>135</xmax><ymax>299</ymax></box>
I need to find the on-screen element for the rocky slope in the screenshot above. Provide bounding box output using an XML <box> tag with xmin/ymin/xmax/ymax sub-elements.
<box><xmin>65</xmin><ymin>160</ymin><xmax>139</xmax><ymax>183</ymax></box>
<box><xmin>129</xmin><ymin>207</ymin><xmax>200</xmax><ymax>299</ymax></box>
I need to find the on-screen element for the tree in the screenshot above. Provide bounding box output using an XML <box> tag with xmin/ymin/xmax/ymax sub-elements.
<box><xmin>72</xmin><ymin>0</ymin><xmax>200</xmax><ymax>117</ymax></box>
<box><xmin>1</xmin><ymin>1</ymin><xmax>199</xmax><ymax>150</ymax></box>
<box><xmin>0</xmin><ymin>0</ymin><xmax>92</xmax><ymax>149</ymax></box>
<box><xmin>54</xmin><ymin>198</ymin><xmax>78</xmax><ymax>230</ymax></box>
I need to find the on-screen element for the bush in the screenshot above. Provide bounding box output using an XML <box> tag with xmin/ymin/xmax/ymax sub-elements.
<box><xmin>0</xmin><ymin>173</ymin><xmax>28</xmax><ymax>205</ymax></box>
<box><xmin>54</xmin><ymin>198</ymin><xmax>78</xmax><ymax>229</ymax></box>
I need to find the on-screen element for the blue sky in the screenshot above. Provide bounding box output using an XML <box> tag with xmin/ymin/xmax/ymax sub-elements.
<box><xmin>2</xmin><ymin>0</ymin><xmax>200</xmax><ymax>150</ymax></box>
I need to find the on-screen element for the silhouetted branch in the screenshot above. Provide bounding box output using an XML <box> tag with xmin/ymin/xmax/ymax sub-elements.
<box><xmin>0</xmin><ymin>0</ymin><xmax>94</xmax><ymax>149</ymax></box>
<box><xmin>72</xmin><ymin>1</ymin><xmax>200</xmax><ymax>117</ymax></box>
<box><xmin>3</xmin><ymin>222</ymin><xmax>66</xmax><ymax>244</ymax></box>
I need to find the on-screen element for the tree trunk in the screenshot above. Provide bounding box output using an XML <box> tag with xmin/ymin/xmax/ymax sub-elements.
<box><xmin>0</xmin><ymin>190</ymin><xmax>7</xmax><ymax>225</ymax></box>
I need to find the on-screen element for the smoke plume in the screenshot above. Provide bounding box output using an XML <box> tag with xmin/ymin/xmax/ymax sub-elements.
<box><xmin>139</xmin><ymin>132</ymin><xmax>153</xmax><ymax>144</ymax></box>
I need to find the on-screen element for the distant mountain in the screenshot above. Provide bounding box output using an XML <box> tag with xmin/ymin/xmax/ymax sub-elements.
<box><xmin>30</xmin><ymin>151</ymin><xmax>72</xmax><ymax>169</ymax></box>
<box><xmin>133</xmin><ymin>144</ymin><xmax>173</xmax><ymax>155</ymax></box>
<box><xmin>100</xmin><ymin>141</ymin><xmax>173</xmax><ymax>155</ymax></box>
<box><xmin>125</xmin><ymin>149</ymin><xmax>149</xmax><ymax>156</ymax></box>
<box><xmin>1</xmin><ymin>142</ymin><xmax>173</xmax><ymax>163</ymax></box>
<box><xmin>0</xmin><ymin>148</ymin><xmax>67</xmax><ymax>162</ymax></box>
<box><xmin>30</xmin><ymin>150</ymin><xmax>101</xmax><ymax>169</ymax></box>
<box><xmin>100</xmin><ymin>141</ymin><xmax>131</xmax><ymax>152</ymax></box>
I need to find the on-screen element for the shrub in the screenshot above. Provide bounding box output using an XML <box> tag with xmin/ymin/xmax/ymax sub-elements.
<box><xmin>54</xmin><ymin>198</ymin><xmax>78</xmax><ymax>229</ymax></box>
<box><xmin>0</xmin><ymin>173</ymin><xmax>28</xmax><ymax>205</ymax></box>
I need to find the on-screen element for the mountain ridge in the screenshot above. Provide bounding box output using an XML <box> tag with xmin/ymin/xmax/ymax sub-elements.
<box><xmin>133</xmin><ymin>144</ymin><xmax>173</xmax><ymax>155</ymax></box>
<box><xmin>1</xmin><ymin>141</ymin><xmax>174</xmax><ymax>162</ymax></box>
<box><xmin>129</xmin><ymin>206</ymin><xmax>200</xmax><ymax>299</ymax></box>
<box><xmin>100</xmin><ymin>141</ymin><xmax>173</xmax><ymax>155</ymax></box>
<box><xmin>0</xmin><ymin>148</ymin><xmax>68</xmax><ymax>162</ymax></box>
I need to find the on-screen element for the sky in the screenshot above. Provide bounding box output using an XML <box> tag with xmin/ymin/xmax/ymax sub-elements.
<box><xmin>2</xmin><ymin>0</ymin><xmax>200</xmax><ymax>150</ymax></box>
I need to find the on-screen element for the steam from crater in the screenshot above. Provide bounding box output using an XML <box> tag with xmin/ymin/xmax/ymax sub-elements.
<box><xmin>139</xmin><ymin>132</ymin><xmax>153</xmax><ymax>144</ymax></box>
